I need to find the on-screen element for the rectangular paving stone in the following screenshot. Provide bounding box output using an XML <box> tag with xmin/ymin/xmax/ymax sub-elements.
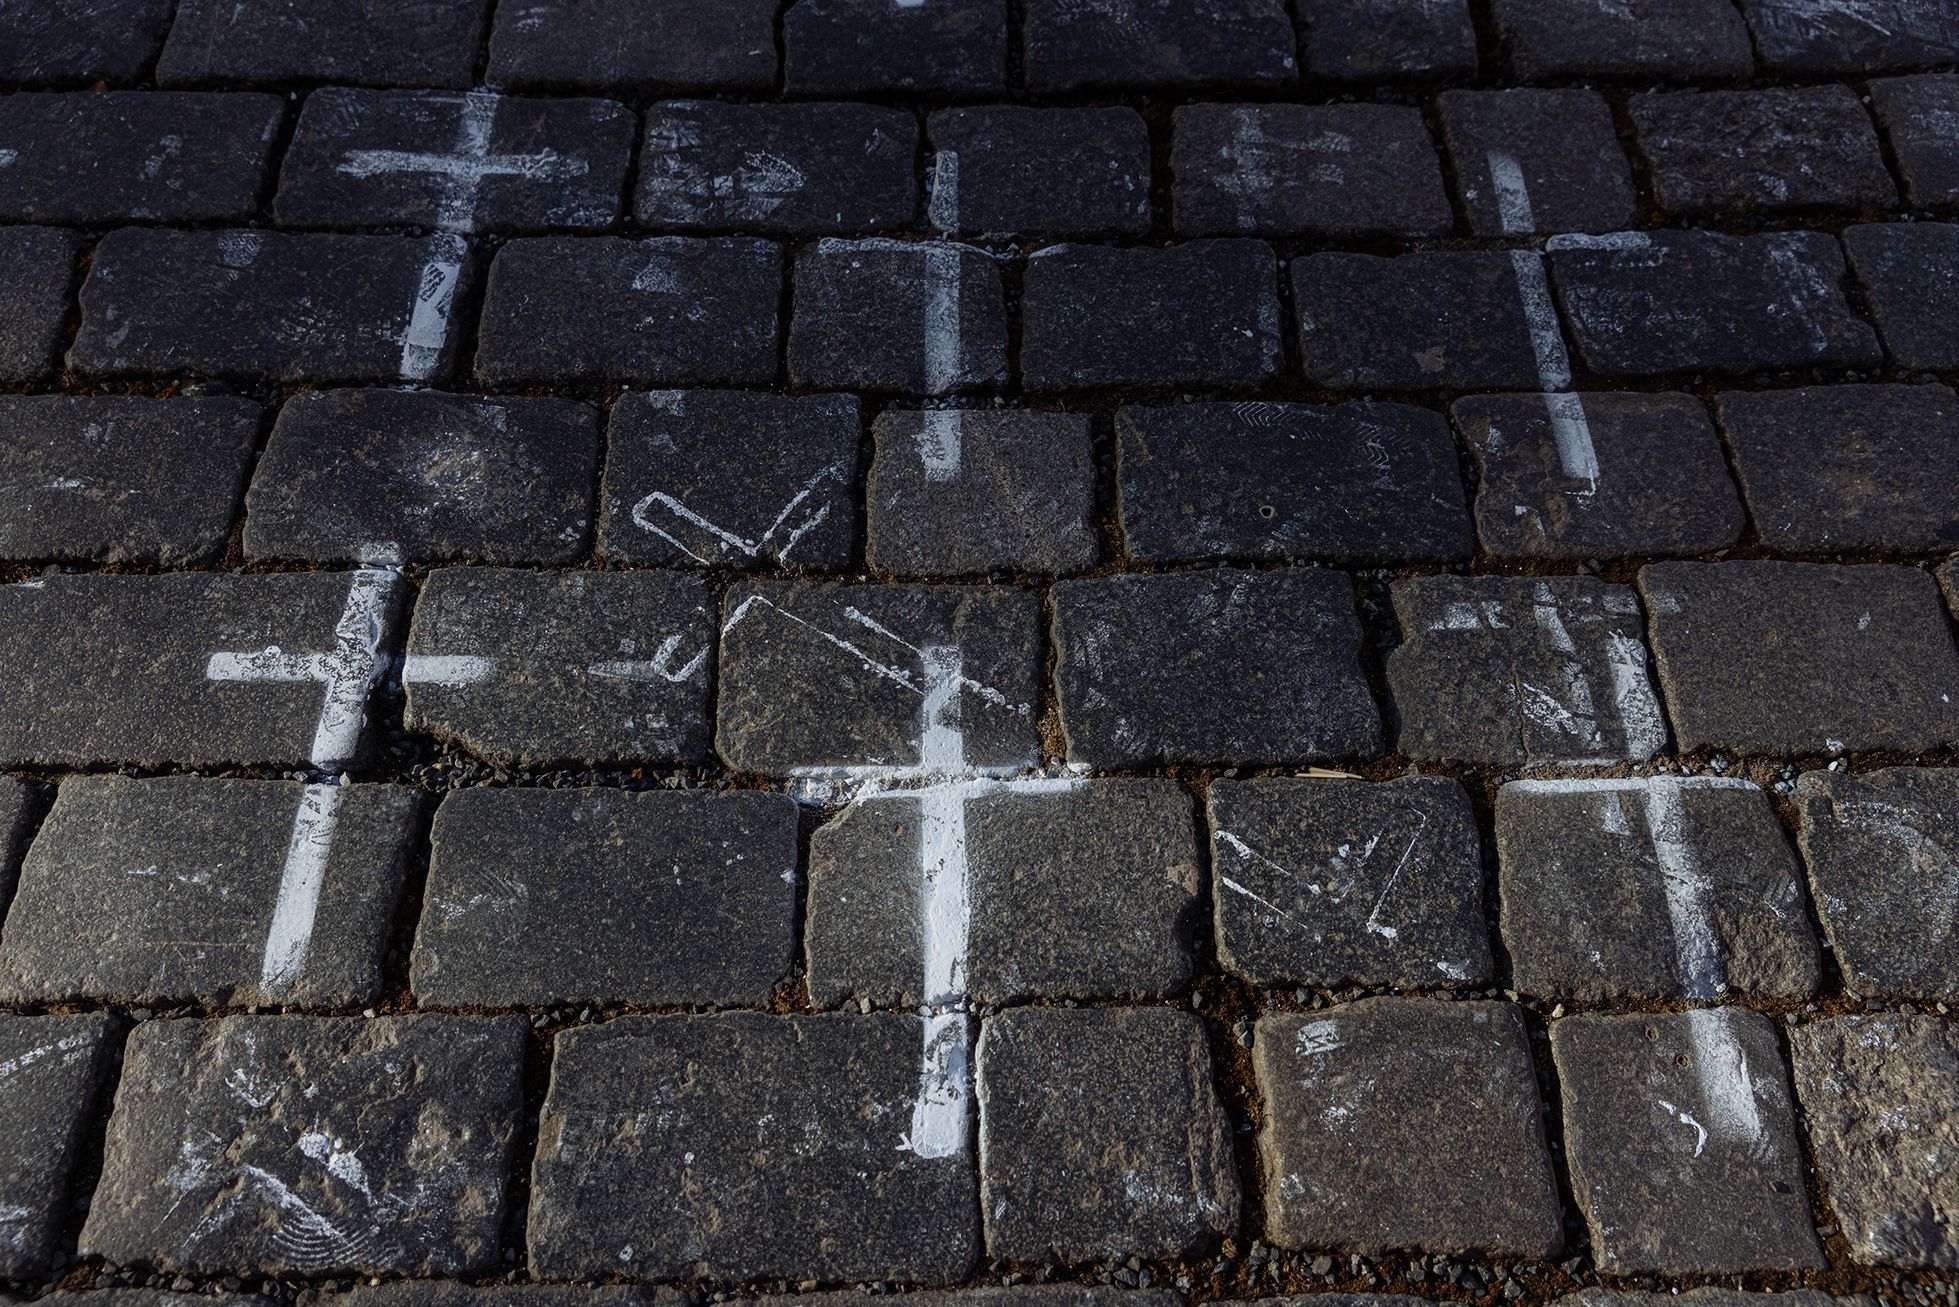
<box><xmin>1440</xmin><ymin>88</ymin><xmax>1638</xmax><ymax>237</ymax></box>
<box><xmin>1845</xmin><ymin>223</ymin><xmax>1959</xmax><ymax>371</ymax></box>
<box><xmin>0</xmin><ymin>226</ymin><xmax>81</xmax><ymax>383</ymax></box>
<box><xmin>1052</xmin><ymin>567</ymin><xmax>1382</xmax><ymax>768</ymax></box>
<box><xmin>807</xmin><ymin>779</ymin><xmax>1200</xmax><ymax>1007</ymax></box>
<box><xmin>1298</xmin><ymin>0</ymin><xmax>1476</xmax><ymax>77</ymax></box>
<box><xmin>1257</xmin><ymin>999</ymin><xmax>1562</xmax><ymax>1255</ymax></box>
<box><xmin>1496</xmin><ymin>777</ymin><xmax>1818</xmax><ymax>1003</ymax></box>
<box><xmin>596</xmin><ymin>390</ymin><xmax>859</xmax><ymax>572</ymax></box>
<box><xmin>1386</xmin><ymin>575</ymin><xmax>1667</xmax><ymax>767</ymax></box>
<box><xmin>1631</xmin><ymin>87</ymin><xmax>1896</xmax><ymax>218</ymax></box>
<box><xmin>486</xmin><ymin>0</ymin><xmax>777</xmax><ymax>95</ymax></box>
<box><xmin>978</xmin><ymin>1007</ymin><xmax>1237</xmax><ymax>1262</ymax></box>
<box><xmin>1548</xmin><ymin>230</ymin><xmax>1882</xmax><ymax>378</ymax></box>
<box><xmin>0</xmin><ymin>1013</ymin><xmax>113</xmax><ymax>1280</ymax></box>
<box><xmin>1172</xmin><ymin>104</ymin><xmax>1453</xmax><ymax>239</ymax></box>
<box><xmin>1717</xmin><ymin>384</ymin><xmax>1959</xmax><ymax>554</ymax></box>
<box><xmin>1022</xmin><ymin>0</ymin><xmax>1297</xmax><ymax>90</ymax></box>
<box><xmin>867</xmin><ymin>408</ymin><xmax>1097</xmax><ymax>576</ymax></box>
<box><xmin>717</xmin><ymin>581</ymin><xmax>1043</xmax><ymax>777</ymax></box>
<box><xmin>638</xmin><ymin>101</ymin><xmax>918</xmax><ymax>235</ymax></box>
<box><xmin>0</xmin><ymin>394</ymin><xmax>260</xmax><ymax>566</ymax></box>
<box><xmin>1551</xmin><ymin>1009</ymin><xmax>1823</xmax><ymax>1274</ymax></box>
<box><xmin>784</xmin><ymin>0</ymin><xmax>1006</xmax><ymax>95</ymax></box>
<box><xmin>157</xmin><ymin>0</ymin><xmax>490</xmax><ymax>88</ymax></box>
<box><xmin>1873</xmin><ymin>75</ymin><xmax>1959</xmax><ymax>207</ymax></box>
<box><xmin>1022</xmin><ymin>240</ymin><xmax>1282</xmax><ymax>391</ymax></box>
<box><xmin>927</xmin><ymin>106</ymin><xmax>1151</xmax><ymax>240</ymax></box>
<box><xmin>475</xmin><ymin>236</ymin><xmax>781</xmax><ymax>387</ymax></box>
<box><xmin>788</xmin><ymin>239</ymin><xmax>1007</xmax><ymax>395</ymax></box>
<box><xmin>1209</xmin><ymin>776</ymin><xmax>1491</xmax><ymax>989</ymax></box>
<box><xmin>1787</xmin><ymin>1014</ymin><xmax>1959</xmax><ymax>1269</ymax></box>
<box><xmin>1491</xmin><ymin>0</ymin><xmax>1755</xmax><ymax>78</ymax></box>
<box><xmin>277</xmin><ymin>88</ymin><xmax>634</xmax><ymax>234</ymax></box>
<box><xmin>404</xmin><ymin>567</ymin><xmax>714</xmax><ymax>769</ymax></box>
<box><xmin>71</xmin><ymin>229</ymin><xmax>477</xmax><ymax>385</ymax></box>
<box><xmin>1640</xmin><ymin>561</ymin><xmax>1959</xmax><ymax>755</ymax></box>
<box><xmin>0</xmin><ymin>570</ymin><xmax>405</xmax><ymax>771</ymax></box>
<box><xmin>1453</xmin><ymin>391</ymin><xmax>1744</xmax><ymax>560</ymax></box>
<box><xmin>0</xmin><ymin>92</ymin><xmax>282</xmax><ymax>224</ymax></box>
<box><xmin>1117</xmin><ymin>400</ymin><xmax>1472</xmax><ymax>565</ymax></box>
<box><xmin>81</xmin><ymin>1015</ymin><xmax>524</xmax><ymax>1277</ymax></box>
<box><xmin>1793</xmin><ymin>767</ymin><xmax>1959</xmax><ymax>1002</ymax></box>
<box><xmin>1739</xmin><ymin>0</ymin><xmax>1959</xmax><ymax>73</ymax></box>
<box><xmin>244</xmin><ymin>389</ymin><xmax>600</xmax><ymax>567</ymax></box>
<box><xmin>412</xmin><ymin>786</ymin><xmax>797</xmax><ymax>1007</ymax></box>
<box><xmin>531</xmin><ymin>1013</ymin><xmax>979</xmax><ymax>1282</ymax></box>
<box><xmin>0</xmin><ymin>0</ymin><xmax>172</xmax><ymax>84</ymax></box>
<box><xmin>0</xmin><ymin>776</ymin><xmax>417</xmax><ymax>1008</ymax></box>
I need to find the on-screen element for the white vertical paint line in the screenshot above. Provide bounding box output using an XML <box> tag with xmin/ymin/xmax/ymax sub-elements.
<box><xmin>927</xmin><ymin>149</ymin><xmax>959</xmax><ymax>232</ymax></box>
<box><xmin>1642</xmin><ymin>778</ymin><xmax>1725</xmax><ymax>1001</ymax></box>
<box><xmin>398</xmin><ymin>233</ymin><xmax>467</xmax><ymax>383</ymax></box>
<box><xmin>1605</xmin><ymin>631</ymin><xmax>1668</xmax><ymax>761</ymax></box>
<box><xmin>258</xmin><ymin>782</ymin><xmax>343</xmax><ymax>994</ymax></box>
<box><xmin>309</xmin><ymin>569</ymin><xmax>400</xmax><ymax>771</ymax></box>
<box><xmin>1501</xmin><ymin>169</ymin><xmax>1602</xmax><ymax>500</ymax></box>
<box><xmin>921</xmin><ymin>245</ymin><xmax>963</xmax><ymax>397</ymax></box>
<box><xmin>1511</xmin><ymin>250</ymin><xmax>1572</xmax><ymax>391</ymax></box>
<box><xmin>916</xmin><ymin>410</ymin><xmax>962</xmax><ymax>482</ymax></box>
<box><xmin>1686</xmin><ymin>1007</ymin><xmax>1766</xmax><ymax>1148</ymax></box>
<box><xmin>439</xmin><ymin>92</ymin><xmax>498</xmax><ymax>230</ymax></box>
<box><xmin>1487</xmin><ymin>149</ymin><xmax>1536</xmax><ymax>235</ymax></box>
<box><xmin>1545</xmin><ymin>391</ymin><xmax>1600</xmax><ymax>490</ymax></box>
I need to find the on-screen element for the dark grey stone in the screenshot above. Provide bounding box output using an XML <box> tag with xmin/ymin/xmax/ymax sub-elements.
<box><xmin>1117</xmin><ymin>400</ymin><xmax>1473</xmax><ymax>565</ymax></box>
<box><xmin>1209</xmin><ymin>777</ymin><xmax>1491</xmax><ymax>989</ymax></box>
<box><xmin>867</xmin><ymin>408</ymin><xmax>1097</xmax><ymax>576</ymax></box>
<box><xmin>1386</xmin><ymin>575</ymin><xmax>1668</xmax><ymax>766</ymax></box>
<box><xmin>596</xmin><ymin>390</ymin><xmax>859</xmax><ymax>572</ymax></box>
<box><xmin>0</xmin><ymin>226</ymin><xmax>80</xmax><ymax>383</ymax></box>
<box><xmin>0</xmin><ymin>1013</ymin><xmax>113</xmax><ymax>1280</ymax></box>
<box><xmin>1496</xmin><ymin>777</ymin><xmax>1818</xmax><ymax>1003</ymax></box>
<box><xmin>1718</xmin><ymin>384</ymin><xmax>1959</xmax><ymax>554</ymax></box>
<box><xmin>1052</xmin><ymin>567</ymin><xmax>1382</xmax><ymax>768</ymax></box>
<box><xmin>927</xmin><ymin>106</ymin><xmax>1151</xmax><ymax>240</ymax></box>
<box><xmin>806</xmin><ymin>779</ymin><xmax>1201</xmax><ymax>1006</ymax></box>
<box><xmin>0</xmin><ymin>395</ymin><xmax>260</xmax><ymax>566</ymax></box>
<box><xmin>1439</xmin><ymin>88</ymin><xmax>1642</xmax><ymax>237</ymax></box>
<box><xmin>789</xmin><ymin>238</ymin><xmax>1008</xmax><ymax>395</ymax></box>
<box><xmin>784</xmin><ymin>0</ymin><xmax>1006</xmax><ymax>95</ymax></box>
<box><xmin>487</xmin><ymin>0</ymin><xmax>777</xmax><ymax>95</ymax></box>
<box><xmin>308</xmin><ymin>1287</ymin><xmax>676</xmax><ymax>1307</ymax></box>
<box><xmin>156</xmin><ymin>0</ymin><xmax>490</xmax><ymax>89</ymax></box>
<box><xmin>1873</xmin><ymin>75</ymin><xmax>1959</xmax><ymax>207</ymax></box>
<box><xmin>1551</xmin><ymin>1008</ymin><xmax>1823</xmax><ymax>1274</ymax></box>
<box><xmin>475</xmin><ymin>236</ymin><xmax>781</xmax><ymax>386</ymax></box>
<box><xmin>0</xmin><ymin>570</ymin><xmax>406</xmax><ymax>771</ymax></box>
<box><xmin>1171</xmin><ymin>104</ymin><xmax>1452</xmax><ymax>239</ymax></box>
<box><xmin>403</xmin><ymin>568</ymin><xmax>714</xmax><ymax>768</ymax></box>
<box><xmin>1793</xmin><ymin>767</ymin><xmax>1959</xmax><ymax>1002</ymax></box>
<box><xmin>1257</xmin><ymin>1000</ymin><xmax>1562</xmax><ymax>1255</ymax></box>
<box><xmin>0</xmin><ymin>776</ymin><xmax>416</xmax><ymax>1008</ymax></box>
<box><xmin>71</xmin><ymin>229</ymin><xmax>477</xmax><ymax>385</ymax></box>
<box><xmin>1454</xmin><ymin>391</ymin><xmax>1744</xmax><ymax>560</ymax></box>
<box><xmin>35</xmin><ymin>1296</ymin><xmax>265</xmax><ymax>1307</ymax></box>
<box><xmin>774</xmin><ymin>1293</ymin><xmax>1183</xmax><ymax>1307</ymax></box>
<box><xmin>413</xmin><ymin>787</ymin><xmax>797</xmax><ymax>1007</ymax></box>
<box><xmin>1944</xmin><ymin>557</ymin><xmax>1959</xmax><ymax>617</ymax></box>
<box><xmin>977</xmin><ymin>1007</ymin><xmax>1237</xmax><ymax>1261</ymax></box>
<box><xmin>1298</xmin><ymin>0</ymin><xmax>1476</xmax><ymax>77</ymax></box>
<box><xmin>717</xmin><ymin>581</ymin><xmax>1043</xmax><ymax>777</ymax></box>
<box><xmin>0</xmin><ymin>778</ymin><xmax>28</xmax><ymax>904</ymax></box>
<box><xmin>1549</xmin><ymin>229</ymin><xmax>1882</xmax><ymax>378</ymax></box>
<box><xmin>0</xmin><ymin>92</ymin><xmax>282</xmax><ymax>223</ymax></box>
<box><xmin>1562</xmin><ymin>1293</ymin><xmax>1844</xmax><ymax>1307</ymax></box>
<box><xmin>81</xmin><ymin>1015</ymin><xmax>524</xmax><ymax>1277</ymax></box>
<box><xmin>1739</xmin><ymin>0</ymin><xmax>1959</xmax><ymax>73</ymax></box>
<box><xmin>1787</xmin><ymin>1014</ymin><xmax>1959</xmax><ymax>1269</ymax></box>
<box><xmin>1631</xmin><ymin>87</ymin><xmax>1896</xmax><ymax>218</ymax></box>
<box><xmin>530</xmin><ymin>1013</ymin><xmax>979</xmax><ymax>1282</ymax></box>
<box><xmin>277</xmin><ymin>88</ymin><xmax>634</xmax><ymax>234</ymax></box>
<box><xmin>1639</xmin><ymin>560</ymin><xmax>1959</xmax><ymax>755</ymax></box>
<box><xmin>1021</xmin><ymin>240</ymin><xmax>1283</xmax><ymax>391</ymax></box>
<box><xmin>0</xmin><ymin>0</ymin><xmax>172</xmax><ymax>84</ymax></box>
<box><xmin>1491</xmin><ymin>0</ymin><xmax>1754</xmax><ymax>78</ymax></box>
<box><xmin>1022</xmin><ymin>0</ymin><xmax>1297</xmax><ymax>91</ymax></box>
<box><xmin>638</xmin><ymin>101</ymin><xmax>918</xmax><ymax>235</ymax></box>
<box><xmin>1845</xmin><ymin>222</ymin><xmax>1959</xmax><ymax>371</ymax></box>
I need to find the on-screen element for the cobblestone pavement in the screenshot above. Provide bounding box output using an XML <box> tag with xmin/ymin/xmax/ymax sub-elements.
<box><xmin>0</xmin><ymin>3</ymin><xmax>1957</xmax><ymax>1307</ymax></box>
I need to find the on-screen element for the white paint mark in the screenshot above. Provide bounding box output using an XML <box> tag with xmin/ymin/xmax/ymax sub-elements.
<box><xmin>589</xmin><ymin>633</ymin><xmax>710</xmax><ymax>684</ymax></box>
<box><xmin>1506</xmin><ymin>777</ymin><xmax>1756</xmax><ymax>795</ymax></box>
<box><xmin>398</xmin><ymin>233</ymin><xmax>467</xmax><ymax>382</ymax></box>
<box><xmin>1486</xmin><ymin>149</ymin><xmax>1536</xmax><ymax>235</ymax></box>
<box><xmin>1214</xmin><ymin>830</ymin><xmax>1320</xmax><ymax>895</ymax></box>
<box><xmin>1294</xmin><ymin>1019</ymin><xmax>1343</xmax><ymax>1057</ymax></box>
<box><xmin>1545</xmin><ymin>231</ymin><xmax>1653</xmax><ymax>251</ymax></box>
<box><xmin>1686</xmin><ymin>1007</ymin><xmax>1765</xmax><ymax>1148</ymax></box>
<box><xmin>1545</xmin><ymin>391</ymin><xmax>1599</xmax><ymax>493</ymax></box>
<box><xmin>0</xmin><ymin>149</ymin><xmax>17</xmax><ymax>168</ymax></box>
<box><xmin>1219</xmin><ymin>875</ymin><xmax>1313</xmax><ymax>933</ymax></box>
<box><xmin>1657</xmin><ymin>1098</ymin><xmax>1710</xmax><ymax>1157</ymax></box>
<box><xmin>630</xmin><ymin>463</ymin><xmax>843</xmax><ymax>565</ymax></box>
<box><xmin>928</xmin><ymin>148</ymin><xmax>959</xmax><ymax>231</ymax></box>
<box><xmin>1605</xmin><ymin>631</ymin><xmax>1668</xmax><ymax>761</ymax></box>
<box><xmin>921</xmin><ymin>244</ymin><xmax>963</xmax><ymax>396</ymax></box>
<box><xmin>1511</xmin><ymin>250</ymin><xmax>1572</xmax><ymax>391</ymax></box>
<box><xmin>916</xmin><ymin>410</ymin><xmax>962</xmax><ymax>482</ymax></box>
<box><xmin>399</xmin><ymin>653</ymin><xmax>495</xmax><ymax>687</ymax></box>
<box><xmin>258</xmin><ymin>782</ymin><xmax>343</xmax><ymax>994</ymax></box>
<box><xmin>901</xmin><ymin>1011</ymin><xmax>969</xmax><ymax>1159</ymax></box>
<box><xmin>1363</xmin><ymin>812</ymin><xmax>1429</xmax><ymax>940</ymax></box>
<box><xmin>1643</xmin><ymin>777</ymin><xmax>1725</xmax><ymax>1001</ymax></box>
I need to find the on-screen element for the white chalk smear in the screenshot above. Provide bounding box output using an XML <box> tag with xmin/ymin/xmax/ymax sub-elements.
<box><xmin>1486</xmin><ymin>149</ymin><xmax>1535</xmax><ymax>235</ymax></box>
<box><xmin>1686</xmin><ymin>1007</ymin><xmax>1766</xmax><ymax>1149</ymax></box>
<box><xmin>916</xmin><ymin>410</ymin><xmax>962</xmax><ymax>481</ymax></box>
<box><xmin>1657</xmin><ymin>1098</ymin><xmax>1709</xmax><ymax>1157</ymax></box>
<box><xmin>398</xmin><ymin>233</ymin><xmax>467</xmax><ymax>383</ymax></box>
<box><xmin>927</xmin><ymin>148</ymin><xmax>959</xmax><ymax>232</ymax></box>
<box><xmin>399</xmin><ymin>653</ymin><xmax>494</xmax><ymax>687</ymax></box>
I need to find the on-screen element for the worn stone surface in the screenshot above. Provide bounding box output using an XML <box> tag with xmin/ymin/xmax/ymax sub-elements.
<box><xmin>82</xmin><ymin>1015</ymin><xmax>524</xmax><ymax>1276</ymax></box>
<box><xmin>1551</xmin><ymin>1009</ymin><xmax>1824</xmax><ymax>1274</ymax></box>
<box><xmin>245</xmin><ymin>390</ymin><xmax>601</xmax><ymax>567</ymax></box>
<box><xmin>531</xmin><ymin>1013</ymin><xmax>979</xmax><ymax>1282</ymax></box>
<box><xmin>486</xmin><ymin>0</ymin><xmax>777</xmax><ymax>94</ymax></box>
<box><xmin>1209</xmin><ymin>777</ymin><xmax>1491</xmax><ymax>989</ymax></box>
<box><xmin>413</xmin><ymin>787</ymin><xmax>797</xmax><ymax>1007</ymax></box>
<box><xmin>1845</xmin><ymin>222</ymin><xmax>1959</xmax><ymax>371</ymax></box>
<box><xmin>1298</xmin><ymin>0</ymin><xmax>1476</xmax><ymax>77</ymax></box>
<box><xmin>768</xmin><ymin>1293</ymin><xmax>1183</xmax><ymax>1307</ymax></box>
<box><xmin>1793</xmin><ymin>767</ymin><xmax>1959</xmax><ymax>1002</ymax></box>
<box><xmin>1739</xmin><ymin>0</ymin><xmax>1959</xmax><ymax>73</ymax></box>
<box><xmin>1491</xmin><ymin>0</ymin><xmax>1755</xmax><ymax>78</ymax></box>
<box><xmin>807</xmin><ymin>779</ymin><xmax>1201</xmax><ymax>1006</ymax></box>
<box><xmin>1563</xmin><ymin>1287</ymin><xmax>1845</xmax><ymax>1307</ymax></box>
<box><xmin>1631</xmin><ymin>87</ymin><xmax>1896</xmax><ymax>218</ymax></box>
<box><xmin>1787</xmin><ymin>1014</ymin><xmax>1959</xmax><ymax>1269</ymax></box>
<box><xmin>1496</xmin><ymin>778</ymin><xmax>1818</xmax><ymax>1003</ymax></box>
<box><xmin>1053</xmin><ymin>568</ymin><xmax>1382</xmax><ymax>768</ymax></box>
<box><xmin>1022</xmin><ymin>0</ymin><xmax>1297</xmax><ymax>90</ymax></box>
<box><xmin>596</xmin><ymin>390</ymin><xmax>859</xmax><ymax>573</ymax></box>
<box><xmin>1118</xmin><ymin>401</ymin><xmax>1470</xmax><ymax>565</ymax></box>
<box><xmin>0</xmin><ymin>0</ymin><xmax>172</xmax><ymax>84</ymax></box>
<box><xmin>927</xmin><ymin>107</ymin><xmax>1150</xmax><ymax>239</ymax></box>
<box><xmin>1386</xmin><ymin>575</ymin><xmax>1667</xmax><ymax>766</ymax></box>
<box><xmin>1257</xmin><ymin>1000</ymin><xmax>1562</xmax><ymax>1255</ymax></box>
<box><xmin>1717</xmin><ymin>383</ymin><xmax>1959</xmax><ymax>554</ymax></box>
<box><xmin>403</xmin><ymin>567</ymin><xmax>714</xmax><ymax>768</ymax></box>
<box><xmin>867</xmin><ymin>409</ymin><xmax>1098</xmax><ymax>576</ymax></box>
<box><xmin>156</xmin><ymin>0</ymin><xmax>490</xmax><ymax>88</ymax></box>
<box><xmin>1440</xmin><ymin>88</ymin><xmax>1637</xmax><ymax>237</ymax></box>
<box><xmin>0</xmin><ymin>778</ymin><xmax>29</xmax><ymax>904</ymax></box>
<box><xmin>1873</xmin><ymin>75</ymin><xmax>1959</xmax><ymax>208</ymax></box>
<box><xmin>789</xmin><ymin>239</ymin><xmax>1008</xmax><ymax>395</ymax></box>
<box><xmin>307</xmin><ymin>1288</ymin><xmax>676</xmax><ymax>1307</ymax></box>
<box><xmin>0</xmin><ymin>394</ymin><xmax>260</xmax><ymax>566</ymax></box>
<box><xmin>0</xmin><ymin>226</ymin><xmax>81</xmax><ymax>384</ymax></box>
<box><xmin>1640</xmin><ymin>561</ymin><xmax>1959</xmax><ymax>755</ymax></box>
<box><xmin>978</xmin><ymin>1007</ymin><xmax>1238</xmax><ymax>1261</ymax></box>
<box><xmin>1943</xmin><ymin>557</ymin><xmax>1959</xmax><ymax>617</ymax></box>
<box><xmin>784</xmin><ymin>0</ymin><xmax>1006</xmax><ymax>94</ymax></box>
<box><xmin>0</xmin><ymin>1013</ymin><xmax>113</xmax><ymax>1280</ymax></box>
